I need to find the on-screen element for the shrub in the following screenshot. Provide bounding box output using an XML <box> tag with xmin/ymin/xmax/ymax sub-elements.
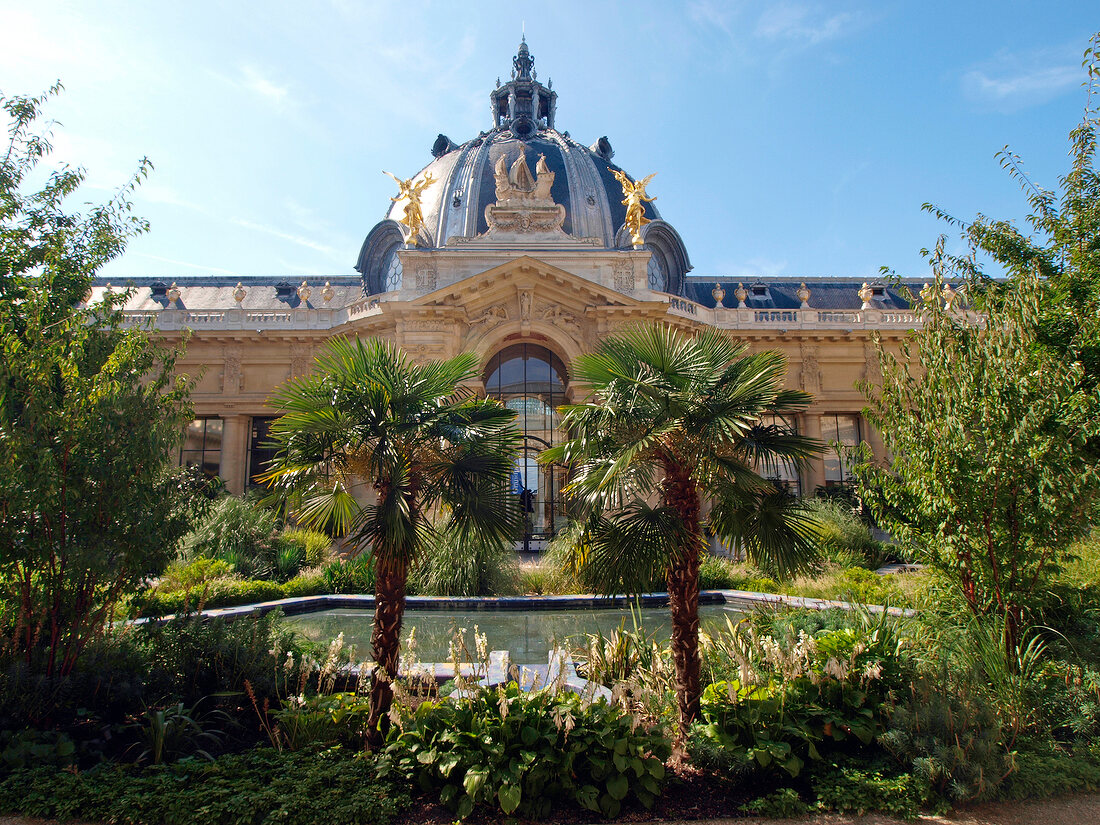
<box><xmin>806</xmin><ymin>498</ymin><xmax>884</xmax><ymax>569</ymax></box>
<box><xmin>381</xmin><ymin>684</ymin><xmax>671</xmax><ymax>819</ymax></box>
<box><xmin>811</xmin><ymin>760</ymin><xmax>936</xmax><ymax>819</ymax></box>
<box><xmin>412</xmin><ymin>523</ymin><xmax>518</xmax><ymax>596</ymax></box>
<box><xmin>281</xmin><ymin>573</ymin><xmax>327</xmax><ymax>599</ymax></box>
<box><xmin>139</xmin><ymin>612</ymin><xmax>301</xmax><ymax>707</ymax></box>
<box><xmin>322</xmin><ymin>555</ymin><xmax>376</xmax><ymax>595</ymax></box>
<box><xmin>1002</xmin><ymin>739</ymin><xmax>1100</xmax><ymax>800</ymax></box>
<box><xmin>282</xmin><ymin>528</ymin><xmax>333</xmax><ymax>567</ymax></box>
<box><xmin>159</xmin><ymin>557</ymin><xmax>235</xmax><ymax>592</ymax></box>
<box><xmin>0</xmin><ymin>746</ymin><xmax>408</xmax><ymax>825</ymax></box>
<box><xmin>698</xmin><ymin>553</ymin><xmax>740</xmax><ymax>589</ymax></box>
<box><xmin>180</xmin><ymin>496</ymin><xmax>305</xmax><ymax>581</ymax></box>
<box><xmin>517</xmin><ymin>560</ymin><xmax>582</xmax><ymax>595</ymax></box>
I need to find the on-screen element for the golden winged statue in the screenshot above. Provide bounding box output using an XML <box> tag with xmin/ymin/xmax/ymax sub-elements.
<box><xmin>383</xmin><ymin>171</ymin><xmax>436</xmax><ymax>246</ymax></box>
<box><xmin>611</xmin><ymin>169</ymin><xmax>656</xmax><ymax>247</ymax></box>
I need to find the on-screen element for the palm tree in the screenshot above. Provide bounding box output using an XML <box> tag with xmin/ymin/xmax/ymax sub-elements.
<box><xmin>542</xmin><ymin>324</ymin><xmax>821</xmax><ymax>740</ymax></box>
<box><xmin>261</xmin><ymin>337</ymin><xmax>520</xmax><ymax>745</ymax></box>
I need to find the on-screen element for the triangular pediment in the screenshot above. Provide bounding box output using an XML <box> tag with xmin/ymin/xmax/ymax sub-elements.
<box><xmin>413</xmin><ymin>256</ymin><xmax>641</xmax><ymax>313</ymax></box>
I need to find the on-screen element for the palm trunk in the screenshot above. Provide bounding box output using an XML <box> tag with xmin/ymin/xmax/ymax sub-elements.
<box><xmin>366</xmin><ymin>561</ymin><xmax>408</xmax><ymax>748</ymax></box>
<box><xmin>663</xmin><ymin>468</ymin><xmax>703</xmax><ymax>743</ymax></box>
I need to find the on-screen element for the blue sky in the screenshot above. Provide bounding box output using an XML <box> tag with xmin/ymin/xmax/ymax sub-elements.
<box><xmin>1</xmin><ymin>1</ymin><xmax>1097</xmax><ymax>284</ymax></box>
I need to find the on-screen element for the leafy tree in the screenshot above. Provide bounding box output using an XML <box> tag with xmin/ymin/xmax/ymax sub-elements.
<box><xmin>861</xmin><ymin>34</ymin><xmax>1100</xmax><ymax>651</ymax></box>
<box><xmin>261</xmin><ymin>338</ymin><xmax>520</xmax><ymax>745</ymax></box>
<box><xmin>542</xmin><ymin>324</ymin><xmax>821</xmax><ymax>740</ymax></box>
<box><xmin>858</xmin><ymin>259</ymin><xmax>1100</xmax><ymax>650</ymax></box>
<box><xmin>0</xmin><ymin>85</ymin><xmax>191</xmax><ymax>679</ymax></box>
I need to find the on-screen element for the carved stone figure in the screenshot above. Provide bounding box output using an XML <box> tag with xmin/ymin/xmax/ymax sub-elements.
<box><xmin>290</xmin><ymin>344</ymin><xmax>313</xmax><ymax>379</ymax></box>
<box><xmin>537</xmin><ymin>301</ymin><xmax>581</xmax><ymax>337</ymax></box>
<box><xmin>223</xmin><ymin>345</ymin><xmax>242</xmax><ymax>393</ymax></box>
<box><xmin>470</xmin><ymin>304</ymin><xmax>509</xmax><ymax>330</ymax></box>
<box><xmin>799</xmin><ymin>343</ymin><xmax>822</xmax><ymax>395</ymax></box>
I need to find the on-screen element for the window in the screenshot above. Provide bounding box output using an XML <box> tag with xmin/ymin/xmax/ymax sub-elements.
<box><xmin>246</xmin><ymin>416</ymin><xmax>279</xmax><ymax>488</ymax></box>
<box><xmin>383</xmin><ymin>248</ymin><xmax>403</xmax><ymax>292</ymax></box>
<box><xmin>180</xmin><ymin>418</ymin><xmax>223</xmax><ymax>478</ymax></box>
<box><xmin>646</xmin><ymin>248</ymin><xmax>665</xmax><ymax>292</ymax></box>
<box><xmin>484</xmin><ymin>344</ymin><xmax>568</xmax><ymax>550</ymax></box>
<box><xmin>821</xmin><ymin>413</ymin><xmax>862</xmax><ymax>486</ymax></box>
<box><xmin>755</xmin><ymin>414</ymin><xmax>801</xmax><ymax>496</ymax></box>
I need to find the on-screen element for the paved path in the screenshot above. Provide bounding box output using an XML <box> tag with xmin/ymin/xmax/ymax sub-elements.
<box><xmin>685</xmin><ymin>792</ymin><xmax>1100</xmax><ymax>825</ymax></box>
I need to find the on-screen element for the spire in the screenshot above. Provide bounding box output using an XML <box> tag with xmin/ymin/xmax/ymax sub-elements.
<box><xmin>491</xmin><ymin>37</ymin><xmax>558</xmax><ymax>137</ymax></box>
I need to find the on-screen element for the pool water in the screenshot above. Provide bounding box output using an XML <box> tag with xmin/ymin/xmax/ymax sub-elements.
<box><xmin>287</xmin><ymin>604</ymin><xmax>745</xmax><ymax>664</ymax></box>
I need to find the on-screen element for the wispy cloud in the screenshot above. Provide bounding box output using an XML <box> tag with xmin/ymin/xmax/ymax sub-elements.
<box><xmin>962</xmin><ymin>63</ymin><xmax>1078</xmax><ymax>106</ymax></box>
<box><xmin>231</xmin><ymin>217</ymin><xmax>337</xmax><ymax>257</ymax></box>
<box><xmin>240</xmin><ymin>64</ymin><xmax>290</xmax><ymax>106</ymax></box>
<box><xmin>755</xmin><ymin>4</ymin><xmax>856</xmax><ymax>45</ymax></box>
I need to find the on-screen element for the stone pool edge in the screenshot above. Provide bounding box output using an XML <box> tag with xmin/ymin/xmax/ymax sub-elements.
<box><xmin>136</xmin><ymin>589</ymin><xmax>914</xmax><ymax>625</ymax></box>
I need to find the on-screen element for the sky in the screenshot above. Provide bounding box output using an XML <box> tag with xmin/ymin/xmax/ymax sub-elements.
<box><xmin>1</xmin><ymin>1</ymin><xmax>1097</xmax><ymax>284</ymax></box>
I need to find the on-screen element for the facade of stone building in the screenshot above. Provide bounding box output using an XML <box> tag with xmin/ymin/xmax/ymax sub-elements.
<box><xmin>93</xmin><ymin>39</ymin><xmax>924</xmax><ymax>550</ymax></box>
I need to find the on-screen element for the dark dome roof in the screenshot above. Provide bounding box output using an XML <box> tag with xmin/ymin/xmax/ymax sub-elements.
<box><xmin>383</xmin><ymin>129</ymin><xmax>662</xmax><ymax>249</ymax></box>
<box><xmin>356</xmin><ymin>38</ymin><xmax>691</xmax><ymax>295</ymax></box>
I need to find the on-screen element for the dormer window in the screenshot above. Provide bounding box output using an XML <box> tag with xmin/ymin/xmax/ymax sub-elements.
<box><xmin>751</xmin><ymin>283</ymin><xmax>771</xmax><ymax>300</ymax></box>
<box><xmin>871</xmin><ymin>285</ymin><xmax>886</xmax><ymax>298</ymax></box>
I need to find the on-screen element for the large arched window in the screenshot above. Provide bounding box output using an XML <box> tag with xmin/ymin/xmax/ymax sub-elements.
<box><xmin>484</xmin><ymin>343</ymin><xmax>568</xmax><ymax>552</ymax></box>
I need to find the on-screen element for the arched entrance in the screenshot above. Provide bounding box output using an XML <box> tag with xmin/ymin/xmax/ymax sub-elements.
<box><xmin>484</xmin><ymin>343</ymin><xmax>568</xmax><ymax>553</ymax></box>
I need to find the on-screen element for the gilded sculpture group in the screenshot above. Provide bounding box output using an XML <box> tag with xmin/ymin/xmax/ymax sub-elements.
<box><xmin>384</xmin><ymin>154</ymin><xmax>657</xmax><ymax>249</ymax></box>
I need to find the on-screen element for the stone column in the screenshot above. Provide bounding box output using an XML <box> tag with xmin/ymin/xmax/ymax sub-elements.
<box><xmin>801</xmin><ymin>412</ymin><xmax>826</xmax><ymax>496</ymax></box>
<box><xmin>219</xmin><ymin>414</ymin><xmax>250</xmax><ymax>496</ymax></box>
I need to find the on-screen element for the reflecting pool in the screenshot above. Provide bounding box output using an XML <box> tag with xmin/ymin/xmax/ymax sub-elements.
<box><xmin>286</xmin><ymin>604</ymin><xmax>745</xmax><ymax>664</ymax></box>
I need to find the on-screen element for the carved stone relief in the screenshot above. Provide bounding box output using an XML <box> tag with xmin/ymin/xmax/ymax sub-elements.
<box><xmin>290</xmin><ymin>344</ymin><xmax>313</xmax><ymax>379</ymax></box>
<box><xmin>536</xmin><ymin>300</ymin><xmax>582</xmax><ymax>337</ymax></box>
<box><xmin>613</xmin><ymin>261</ymin><xmax>635</xmax><ymax>293</ymax></box>
<box><xmin>414</xmin><ymin>265</ymin><xmax>437</xmax><ymax>293</ymax></box>
<box><xmin>222</xmin><ymin>345</ymin><xmax>242</xmax><ymax>394</ymax></box>
<box><xmin>799</xmin><ymin>342</ymin><xmax>822</xmax><ymax>395</ymax></box>
<box><xmin>862</xmin><ymin>341</ymin><xmax>883</xmax><ymax>385</ymax></box>
<box><xmin>469</xmin><ymin>304</ymin><xmax>509</xmax><ymax>331</ymax></box>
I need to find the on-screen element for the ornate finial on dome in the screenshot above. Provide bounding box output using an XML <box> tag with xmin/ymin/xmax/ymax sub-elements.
<box><xmin>513</xmin><ymin>36</ymin><xmax>533</xmax><ymax>80</ymax></box>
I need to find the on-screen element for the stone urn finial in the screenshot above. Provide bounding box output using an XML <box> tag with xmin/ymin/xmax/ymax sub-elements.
<box><xmin>920</xmin><ymin>283</ymin><xmax>934</xmax><ymax>304</ymax></box>
<box><xmin>942</xmin><ymin>283</ymin><xmax>957</xmax><ymax>309</ymax></box>
<box><xmin>167</xmin><ymin>282</ymin><xmax>181</xmax><ymax>304</ymax></box>
<box><xmin>711</xmin><ymin>283</ymin><xmax>726</xmax><ymax>308</ymax></box>
<box><xmin>858</xmin><ymin>282</ymin><xmax>874</xmax><ymax>309</ymax></box>
<box><xmin>296</xmin><ymin>280</ymin><xmax>311</xmax><ymax>304</ymax></box>
<box><xmin>321</xmin><ymin>281</ymin><xmax>335</xmax><ymax>303</ymax></box>
<box><xmin>734</xmin><ymin>282</ymin><xmax>748</xmax><ymax>308</ymax></box>
<box><xmin>233</xmin><ymin>282</ymin><xmax>247</xmax><ymax>303</ymax></box>
<box><xmin>796</xmin><ymin>282</ymin><xmax>811</xmax><ymax>308</ymax></box>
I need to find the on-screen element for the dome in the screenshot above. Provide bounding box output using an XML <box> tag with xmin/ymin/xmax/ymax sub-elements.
<box><xmin>356</xmin><ymin>38</ymin><xmax>691</xmax><ymax>296</ymax></box>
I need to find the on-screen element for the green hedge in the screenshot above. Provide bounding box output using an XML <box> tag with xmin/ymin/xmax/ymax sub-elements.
<box><xmin>137</xmin><ymin>574</ymin><xmax>328</xmax><ymax>616</ymax></box>
<box><xmin>0</xmin><ymin>746</ymin><xmax>408</xmax><ymax>825</ymax></box>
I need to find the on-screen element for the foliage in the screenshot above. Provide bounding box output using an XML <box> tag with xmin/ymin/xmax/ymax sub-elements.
<box><xmin>322</xmin><ymin>555</ymin><xmax>377</xmax><ymax>595</ymax></box>
<box><xmin>267</xmin><ymin>692</ymin><xmax>373</xmax><ymax>751</ymax></box>
<box><xmin>879</xmin><ymin>680</ymin><xmax>1012</xmax><ymax>802</ymax></box>
<box><xmin>180</xmin><ymin>496</ymin><xmax>304</xmax><ymax>582</ymax></box>
<box><xmin>858</xmin><ymin>267</ymin><xmax>1100</xmax><ymax>646</ymax></box>
<box><xmin>0</xmin><ymin>746</ymin><xmax>409</xmax><ymax>825</ymax></box>
<box><xmin>0</xmin><ymin>85</ymin><xmax>191</xmax><ymax>679</ymax></box>
<box><xmin>126</xmin><ymin>700</ymin><xmax>231</xmax><ymax>765</ymax></box>
<box><xmin>140</xmin><ymin>613</ymin><xmax>302</xmax><ymax>708</ymax></box>
<box><xmin>741</xmin><ymin>787</ymin><xmax>812</xmax><ymax>818</ymax></box>
<box><xmin>282</xmin><ymin>528</ymin><xmax>332</xmax><ymax>567</ymax></box>
<box><xmin>810</xmin><ymin>759</ymin><xmax>936</xmax><ymax>819</ymax></box>
<box><xmin>138</xmin><ymin>579</ymin><xmax>286</xmax><ymax>616</ymax></box>
<box><xmin>543</xmin><ymin>323</ymin><xmax>822</xmax><ymax>736</ymax></box>
<box><xmin>1002</xmin><ymin>739</ymin><xmax>1100</xmax><ymax>800</ymax></box>
<box><xmin>697</xmin><ymin>553</ymin><xmax>741</xmax><ymax>590</ymax></box>
<box><xmin>412</xmin><ymin>518</ymin><xmax>519</xmax><ymax>596</ymax></box>
<box><xmin>0</xmin><ymin>728</ymin><xmax>75</xmax><ymax>771</ymax></box>
<box><xmin>696</xmin><ymin>614</ymin><xmax>900</xmax><ymax>777</ymax></box>
<box><xmin>262</xmin><ymin>337</ymin><xmax>521</xmax><ymax>743</ymax></box>
<box><xmin>806</xmin><ymin>498</ymin><xmax>886</xmax><ymax>569</ymax></box>
<box><xmin>380</xmin><ymin>683</ymin><xmax>670</xmax><ymax>819</ymax></box>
